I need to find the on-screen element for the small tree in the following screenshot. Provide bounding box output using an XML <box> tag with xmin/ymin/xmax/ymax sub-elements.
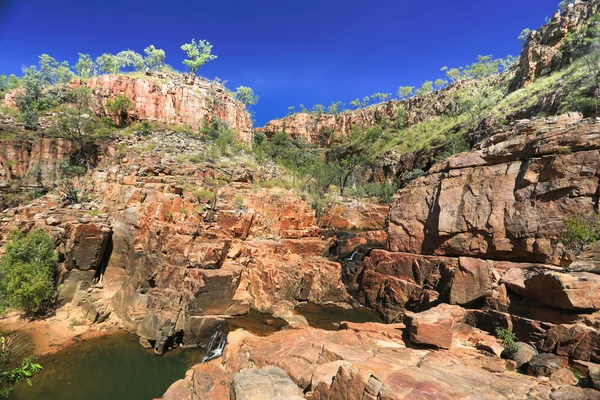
<box><xmin>14</xmin><ymin>67</ymin><xmax>44</xmax><ymax>130</ymax></box>
<box><xmin>558</xmin><ymin>0</ymin><xmax>575</xmax><ymax>11</ymax></box>
<box><xmin>415</xmin><ymin>81</ymin><xmax>433</xmax><ymax>96</ymax></box>
<box><xmin>235</xmin><ymin>86</ymin><xmax>259</xmax><ymax>108</ymax></box>
<box><xmin>144</xmin><ymin>45</ymin><xmax>166</xmax><ymax>70</ymax></box>
<box><xmin>96</xmin><ymin>53</ymin><xmax>118</xmax><ymax>74</ymax></box>
<box><xmin>106</xmin><ymin>95</ymin><xmax>135</xmax><ymax>126</ymax></box>
<box><xmin>397</xmin><ymin>86</ymin><xmax>415</xmax><ymax>100</ymax></box>
<box><xmin>562</xmin><ymin>213</ymin><xmax>600</xmax><ymax>255</ymax></box>
<box><xmin>181</xmin><ymin>39</ymin><xmax>217</xmax><ymax>82</ymax></box>
<box><xmin>518</xmin><ymin>28</ymin><xmax>531</xmax><ymax>47</ymax></box>
<box><xmin>0</xmin><ymin>230</ymin><xmax>58</xmax><ymax>316</ymax></box>
<box><xmin>75</xmin><ymin>53</ymin><xmax>95</xmax><ymax>78</ymax></box>
<box><xmin>350</xmin><ymin>98</ymin><xmax>360</xmax><ymax>109</ymax></box>
<box><xmin>115</xmin><ymin>50</ymin><xmax>145</xmax><ymax>72</ymax></box>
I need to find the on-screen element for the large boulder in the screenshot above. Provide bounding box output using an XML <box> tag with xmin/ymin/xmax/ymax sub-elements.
<box><xmin>406</xmin><ymin>304</ymin><xmax>467</xmax><ymax>349</ymax></box>
<box><xmin>231</xmin><ymin>366</ymin><xmax>304</xmax><ymax>400</ymax></box>
<box><xmin>523</xmin><ymin>271</ymin><xmax>600</xmax><ymax>311</ymax></box>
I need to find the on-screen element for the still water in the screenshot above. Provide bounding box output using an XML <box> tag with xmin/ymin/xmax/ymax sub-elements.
<box><xmin>9</xmin><ymin>332</ymin><xmax>205</xmax><ymax>400</ymax></box>
<box><xmin>295</xmin><ymin>303</ymin><xmax>383</xmax><ymax>330</ymax></box>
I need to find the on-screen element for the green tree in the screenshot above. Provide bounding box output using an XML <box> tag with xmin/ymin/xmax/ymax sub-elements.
<box><xmin>14</xmin><ymin>67</ymin><xmax>45</xmax><ymax>130</ymax></box>
<box><xmin>415</xmin><ymin>81</ymin><xmax>434</xmax><ymax>96</ymax></box>
<box><xmin>434</xmin><ymin>79</ymin><xmax>448</xmax><ymax>90</ymax></box>
<box><xmin>287</xmin><ymin>106</ymin><xmax>296</xmax><ymax>115</ymax></box>
<box><xmin>235</xmin><ymin>86</ymin><xmax>259</xmax><ymax>108</ymax></box>
<box><xmin>115</xmin><ymin>50</ymin><xmax>145</xmax><ymax>72</ymax></box>
<box><xmin>518</xmin><ymin>28</ymin><xmax>531</xmax><ymax>47</ymax></box>
<box><xmin>350</xmin><ymin>98</ymin><xmax>360</xmax><ymax>109</ymax></box>
<box><xmin>558</xmin><ymin>0</ymin><xmax>575</xmax><ymax>11</ymax></box>
<box><xmin>0</xmin><ymin>230</ymin><xmax>58</xmax><ymax>316</ymax></box>
<box><xmin>311</xmin><ymin>104</ymin><xmax>325</xmax><ymax>114</ymax></box>
<box><xmin>562</xmin><ymin>213</ymin><xmax>600</xmax><ymax>255</ymax></box>
<box><xmin>75</xmin><ymin>53</ymin><xmax>95</xmax><ymax>78</ymax></box>
<box><xmin>397</xmin><ymin>86</ymin><xmax>415</xmax><ymax>100</ymax></box>
<box><xmin>106</xmin><ymin>94</ymin><xmax>135</xmax><ymax>126</ymax></box>
<box><xmin>144</xmin><ymin>45</ymin><xmax>166</xmax><ymax>70</ymax></box>
<box><xmin>328</xmin><ymin>101</ymin><xmax>342</xmax><ymax>114</ymax></box>
<box><xmin>38</xmin><ymin>54</ymin><xmax>73</xmax><ymax>85</ymax></box>
<box><xmin>96</xmin><ymin>53</ymin><xmax>118</xmax><ymax>74</ymax></box>
<box><xmin>7</xmin><ymin>75</ymin><xmax>20</xmax><ymax>90</ymax></box>
<box><xmin>181</xmin><ymin>39</ymin><xmax>217</xmax><ymax>81</ymax></box>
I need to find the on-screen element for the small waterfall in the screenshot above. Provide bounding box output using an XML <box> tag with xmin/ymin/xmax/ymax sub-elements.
<box><xmin>202</xmin><ymin>328</ymin><xmax>226</xmax><ymax>362</ymax></box>
<box><xmin>346</xmin><ymin>249</ymin><xmax>360</xmax><ymax>261</ymax></box>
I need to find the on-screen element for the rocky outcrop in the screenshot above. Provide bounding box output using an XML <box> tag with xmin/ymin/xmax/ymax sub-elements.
<box><xmin>0</xmin><ymin>194</ymin><xmax>114</xmax><ymax>321</ymax></box>
<box><xmin>0</xmin><ymin>138</ymin><xmax>73</xmax><ymax>209</ymax></box>
<box><xmin>162</xmin><ymin>321</ymin><xmax>597</xmax><ymax>400</ymax></box>
<box><xmin>256</xmin><ymin>82</ymin><xmax>465</xmax><ymax>145</ymax></box>
<box><xmin>388</xmin><ymin>114</ymin><xmax>599</xmax><ymax>266</ymax></box>
<box><xmin>77</xmin><ymin>74</ymin><xmax>253</xmax><ymax>144</ymax></box>
<box><xmin>514</xmin><ymin>0</ymin><xmax>600</xmax><ymax>88</ymax></box>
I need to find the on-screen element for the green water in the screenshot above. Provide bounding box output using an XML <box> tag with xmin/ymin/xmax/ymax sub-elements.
<box><xmin>296</xmin><ymin>303</ymin><xmax>383</xmax><ymax>330</ymax></box>
<box><xmin>9</xmin><ymin>332</ymin><xmax>205</xmax><ymax>400</ymax></box>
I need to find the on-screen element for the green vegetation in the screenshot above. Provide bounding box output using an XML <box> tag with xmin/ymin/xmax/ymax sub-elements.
<box><xmin>562</xmin><ymin>213</ymin><xmax>600</xmax><ymax>255</ymax></box>
<box><xmin>495</xmin><ymin>327</ymin><xmax>520</xmax><ymax>354</ymax></box>
<box><xmin>181</xmin><ymin>39</ymin><xmax>217</xmax><ymax>81</ymax></box>
<box><xmin>1</xmin><ymin>334</ymin><xmax>42</xmax><ymax>398</ymax></box>
<box><xmin>0</xmin><ymin>230</ymin><xmax>58</xmax><ymax>316</ymax></box>
<box><xmin>106</xmin><ymin>94</ymin><xmax>135</xmax><ymax>126</ymax></box>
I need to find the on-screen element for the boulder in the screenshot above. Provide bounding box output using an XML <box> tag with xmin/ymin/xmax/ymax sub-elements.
<box><xmin>449</xmin><ymin>257</ymin><xmax>493</xmax><ymax>305</ymax></box>
<box><xmin>527</xmin><ymin>353</ymin><xmax>567</xmax><ymax>377</ymax></box>
<box><xmin>407</xmin><ymin>304</ymin><xmax>467</xmax><ymax>349</ymax></box>
<box><xmin>523</xmin><ymin>271</ymin><xmax>600</xmax><ymax>311</ymax></box>
<box><xmin>231</xmin><ymin>365</ymin><xmax>304</xmax><ymax>400</ymax></box>
<box><xmin>505</xmin><ymin>342</ymin><xmax>537</xmax><ymax>368</ymax></box>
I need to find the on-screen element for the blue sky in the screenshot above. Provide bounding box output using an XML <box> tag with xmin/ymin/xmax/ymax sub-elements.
<box><xmin>0</xmin><ymin>0</ymin><xmax>562</xmax><ymax>126</ymax></box>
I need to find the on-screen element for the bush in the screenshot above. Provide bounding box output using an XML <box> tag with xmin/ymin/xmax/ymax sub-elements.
<box><xmin>495</xmin><ymin>327</ymin><xmax>520</xmax><ymax>354</ymax></box>
<box><xmin>403</xmin><ymin>169</ymin><xmax>425</xmax><ymax>185</ymax></box>
<box><xmin>0</xmin><ymin>230</ymin><xmax>58</xmax><ymax>316</ymax></box>
<box><xmin>562</xmin><ymin>213</ymin><xmax>600</xmax><ymax>255</ymax></box>
<box><xmin>106</xmin><ymin>95</ymin><xmax>135</xmax><ymax>126</ymax></box>
<box><xmin>234</xmin><ymin>195</ymin><xmax>245</xmax><ymax>211</ymax></box>
<box><xmin>0</xmin><ymin>334</ymin><xmax>42</xmax><ymax>397</ymax></box>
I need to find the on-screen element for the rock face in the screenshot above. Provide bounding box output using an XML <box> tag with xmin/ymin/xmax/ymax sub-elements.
<box><xmin>162</xmin><ymin>322</ymin><xmax>597</xmax><ymax>400</ymax></box>
<box><xmin>256</xmin><ymin>82</ymin><xmax>466</xmax><ymax>145</ymax></box>
<box><xmin>514</xmin><ymin>0</ymin><xmax>600</xmax><ymax>88</ymax></box>
<box><xmin>77</xmin><ymin>75</ymin><xmax>253</xmax><ymax>144</ymax></box>
<box><xmin>388</xmin><ymin>114</ymin><xmax>599</xmax><ymax>266</ymax></box>
<box><xmin>85</xmin><ymin>150</ymin><xmax>349</xmax><ymax>346</ymax></box>
<box><xmin>0</xmin><ymin>138</ymin><xmax>73</xmax><ymax>209</ymax></box>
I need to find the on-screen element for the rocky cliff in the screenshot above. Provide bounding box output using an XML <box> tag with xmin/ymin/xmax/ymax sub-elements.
<box><xmin>514</xmin><ymin>0</ymin><xmax>600</xmax><ymax>88</ymax></box>
<box><xmin>78</xmin><ymin>74</ymin><xmax>254</xmax><ymax>144</ymax></box>
<box><xmin>3</xmin><ymin>73</ymin><xmax>254</xmax><ymax>144</ymax></box>
<box><xmin>256</xmin><ymin>83</ymin><xmax>464</xmax><ymax>144</ymax></box>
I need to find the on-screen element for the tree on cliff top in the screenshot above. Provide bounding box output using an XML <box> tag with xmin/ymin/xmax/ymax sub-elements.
<box><xmin>235</xmin><ymin>86</ymin><xmax>259</xmax><ymax>108</ymax></box>
<box><xmin>0</xmin><ymin>229</ymin><xmax>58</xmax><ymax>316</ymax></box>
<box><xmin>144</xmin><ymin>45</ymin><xmax>166</xmax><ymax>71</ymax></box>
<box><xmin>181</xmin><ymin>39</ymin><xmax>217</xmax><ymax>82</ymax></box>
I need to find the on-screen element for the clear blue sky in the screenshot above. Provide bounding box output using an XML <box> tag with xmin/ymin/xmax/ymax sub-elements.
<box><xmin>0</xmin><ymin>0</ymin><xmax>562</xmax><ymax>126</ymax></box>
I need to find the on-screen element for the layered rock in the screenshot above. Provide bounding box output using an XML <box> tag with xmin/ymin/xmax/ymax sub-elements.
<box><xmin>256</xmin><ymin>82</ymin><xmax>466</xmax><ymax>144</ymax></box>
<box><xmin>162</xmin><ymin>321</ymin><xmax>597</xmax><ymax>400</ymax></box>
<box><xmin>79</xmin><ymin>74</ymin><xmax>253</xmax><ymax>144</ymax></box>
<box><xmin>388</xmin><ymin>114</ymin><xmax>599</xmax><ymax>266</ymax></box>
<box><xmin>514</xmin><ymin>0</ymin><xmax>600</xmax><ymax>88</ymax></box>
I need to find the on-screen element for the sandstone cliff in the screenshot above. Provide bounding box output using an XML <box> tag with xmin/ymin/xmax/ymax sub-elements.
<box><xmin>514</xmin><ymin>0</ymin><xmax>600</xmax><ymax>88</ymax></box>
<box><xmin>77</xmin><ymin>74</ymin><xmax>254</xmax><ymax>144</ymax></box>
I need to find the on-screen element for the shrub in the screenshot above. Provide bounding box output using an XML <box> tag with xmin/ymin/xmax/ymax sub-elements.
<box><xmin>1</xmin><ymin>334</ymin><xmax>42</xmax><ymax>397</ymax></box>
<box><xmin>403</xmin><ymin>169</ymin><xmax>425</xmax><ymax>184</ymax></box>
<box><xmin>106</xmin><ymin>95</ymin><xmax>135</xmax><ymax>126</ymax></box>
<box><xmin>194</xmin><ymin>189</ymin><xmax>215</xmax><ymax>203</ymax></box>
<box><xmin>562</xmin><ymin>213</ymin><xmax>600</xmax><ymax>255</ymax></box>
<box><xmin>495</xmin><ymin>327</ymin><xmax>520</xmax><ymax>354</ymax></box>
<box><xmin>0</xmin><ymin>230</ymin><xmax>58</xmax><ymax>316</ymax></box>
<box><xmin>234</xmin><ymin>195</ymin><xmax>245</xmax><ymax>211</ymax></box>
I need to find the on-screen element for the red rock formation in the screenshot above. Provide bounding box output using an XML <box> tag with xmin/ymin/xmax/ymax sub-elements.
<box><xmin>256</xmin><ymin>82</ymin><xmax>465</xmax><ymax>144</ymax></box>
<box><xmin>77</xmin><ymin>74</ymin><xmax>253</xmax><ymax>144</ymax></box>
<box><xmin>0</xmin><ymin>138</ymin><xmax>72</xmax><ymax>190</ymax></box>
<box><xmin>514</xmin><ymin>0</ymin><xmax>600</xmax><ymax>88</ymax></box>
<box><xmin>388</xmin><ymin>114</ymin><xmax>599</xmax><ymax>266</ymax></box>
<box><xmin>161</xmin><ymin>321</ymin><xmax>597</xmax><ymax>400</ymax></box>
